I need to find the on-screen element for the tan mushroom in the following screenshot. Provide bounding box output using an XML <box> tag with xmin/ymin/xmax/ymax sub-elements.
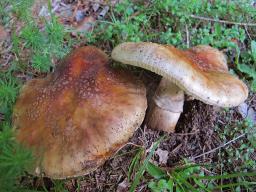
<box><xmin>13</xmin><ymin>46</ymin><xmax>147</xmax><ymax>179</ymax></box>
<box><xmin>111</xmin><ymin>42</ymin><xmax>248</xmax><ymax>132</ymax></box>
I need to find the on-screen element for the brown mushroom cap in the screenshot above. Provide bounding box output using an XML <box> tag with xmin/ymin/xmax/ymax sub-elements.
<box><xmin>13</xmin><ymin>46</ymin><xmax>147</xmax><ymax>179</ymax></box>
<box><xmin>112</xmin><ymin>42</ymin><xmax>248</xmax><ymax>107</ymax></box>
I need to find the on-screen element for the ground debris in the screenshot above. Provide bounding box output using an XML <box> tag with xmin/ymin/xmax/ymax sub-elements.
<box><xmin>247</xmin><ymin>107</ymin><xmax>256</xmax><ymax>125</ymax></box>
<box><xmin>0</xmin><ymin>25</ymin><xmax>8</xmax><ymax>41</ymax></box>
<box><xmin>237</xmin><ymin>98</ymin><xmax>256</xmax><ymax>125</ymax></box>
<box><xmin>237</xmin><ymin>102</ymin><xmax>249</xmax><ymax>118</ymax></box>
<box><xmin>116</xmin><ymin>178</ymin><xmax>129</xmax><ymax>192</ymax></box>
<box><xmin>73</xmin><ymin>16</ymin><xmax>95</xmax><ymax>33</ymax></box>
<box><xmin>30</xmin><ymin>0</ymin><xmax>120</xmax><ymax>34</ymax></box>
<box><xmin>155</xmin><ymin>148</ymin><xmax>169</xmax><ymax>165</ymax></box>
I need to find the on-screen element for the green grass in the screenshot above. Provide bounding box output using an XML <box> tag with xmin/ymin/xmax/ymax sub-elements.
<box><xmin>0</xmin><ymin>123</ymin><xmax>34</xmax><ymax>192</ymax></box>
<box><xmin>0</xmin><ymin>74</ymin><xmax>20</xmax><ymax>118</ymax></box>
<box><xmin>128</xmin><ymin>139</ymin><xmax>256</xmax><ymax>192</ymax></box>
<box><xmin>0</xmin><ymin>0</ymin><xmax>255</xmax><ymax>191</ymax></box>
<box><xmin>0</xmin><ymin>0</ymin><xmax>75</xmax><ymax>191</ymax></box>
<box><xmin>214</xmin><ymin>118</ymin><xmax>256</xmax><ymax>191</ymax></box>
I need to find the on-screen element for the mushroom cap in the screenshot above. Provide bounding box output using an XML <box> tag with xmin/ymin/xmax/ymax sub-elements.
<box><xmin>111</xmin><ymin>42</ymin><xmax>248</xmax><ymax>107</ymax></box>
<box><xmin>13</xmin><ymin>46</ymin><xmax>147</xmax><ymax>179</ymax></box>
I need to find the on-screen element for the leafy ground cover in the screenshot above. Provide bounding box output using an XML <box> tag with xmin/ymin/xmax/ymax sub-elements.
<box><xmin>0</xmin><ymin>0</ymin><xmax>256</xmax><ymax>191</ymax></box>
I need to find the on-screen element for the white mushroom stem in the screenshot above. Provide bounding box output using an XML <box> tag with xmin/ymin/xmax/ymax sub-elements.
<box><xmin>146</xmin><ymin>78</ymin><xmax>184</xmax><ymax>133</ymax></box>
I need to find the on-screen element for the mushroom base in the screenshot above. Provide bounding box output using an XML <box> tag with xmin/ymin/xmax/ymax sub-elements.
<box><xmin>147</xmin><ymin>102</ymin><xmax>181</xmax><ymax>133</ymax></box>
<box><xmin>146</xmin><ymin>79</ymin><xmax>184</xmax><ymax>133</ymax></box>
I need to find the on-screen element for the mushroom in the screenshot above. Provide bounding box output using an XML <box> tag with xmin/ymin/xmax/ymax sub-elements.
<box><xmin>13</xmin><ymin>46</ymin><xmax>147</xmax><ymax>179</ymax></box>
<box><xmin>111</xmin><ymin>42</ymin><xmax>248</xmax><ymax>132</ymax></box>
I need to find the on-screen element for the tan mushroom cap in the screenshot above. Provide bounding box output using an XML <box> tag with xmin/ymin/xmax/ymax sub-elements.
<box><xmin>112</xmin><ymin>42</ymin><xmax>248</xmax><ymax>107</ymax></box>
<box><xmin>13</xmin><ymin>46</ymin><xmax>147</xmax><ymax>179</ymax></box>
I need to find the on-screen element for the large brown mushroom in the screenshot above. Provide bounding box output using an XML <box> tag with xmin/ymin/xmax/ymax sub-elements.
<box><xmin>13</xmin><ymin>46</ymin><xmax>147</xmax><ymax>179</ymax></box>
<box><xmin>112</xmin><ymin>42</ymin><xmax>248</xmax><ymax>132</ymax></box>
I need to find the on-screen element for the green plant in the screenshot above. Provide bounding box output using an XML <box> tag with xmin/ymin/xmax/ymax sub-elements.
<box><xmin>237</xmin><ymin>41</ymin><xmax>256</xmax><ymax>91</ymax></box>
<box><xmin>0</xmin><ymin>123</ymin><xmax>34</xmax><ymax>192</ymax></box>
<box><xmin>18</xmin><ymin>15</ymin><xmax>72</xmax><ymax>73</ymax></box>
<box><xmin>128</xmin><ymin>147</ymin><xmax>144</xmax><ymax>182</ymax></box>
<box><xmin>217</xmin><ymin>118</ymin><xmax>256</xmax><ymax>171</ymax></box>
<box><xmin>212</xmin><ymin>117</ymin><xmax>256</xmax><ymax>191</ymax></box>
<box><xmin>128</xmin><ymin>145</ymin><xmax>256</xmax><ymax>192</ymax></box>
<box><xmin>0</xmin><ymin>0</ymin><xmax>74</xmax><ymax>191</ymax></box>
<box><xmin>51</xmin><ymin>180</ymin><xmax>68</xmax><ymax>192</ymax></box>
<box><xmin>0</xmin><ymin>74</ymin><xmax>20</xmax><ymax>118</ymax></box>
<box><xmin>129</xmin><ymin>136</ymin><xmax>165</xmax><ymax>192</ymax></box>
<box><xmin>20</xmin><ymin>23</ymin><xmax>44</xmax><ymax>49</ymax></box>
<box><xmin>127</xmin><ymin>120</ymin><xmax>255</xmax><ymax>191</ymax></box>
<box><xmin>12</xmin><ymin>0</ymin><xmax>34</xmax><ymax>20</ymax></box>
<box><xmin>146</xmin><ymin>161</ymin><xmax>256</xmax><ymax>192</ymax></box>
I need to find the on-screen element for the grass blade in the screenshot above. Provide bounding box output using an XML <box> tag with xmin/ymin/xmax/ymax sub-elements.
<box><xmin>191</xmin><ymin>172</ymin><xmax>256</xmax><ymax>180</ymax></box>
<box><xmin>129</xmin><ymin>136</ymin><xmax>165</xmax><ymax>192</ymax></box>
<box><xmin>146</xmin><ymin>162</ymin><xmax>167</xmax><ymax>179</ymax></box>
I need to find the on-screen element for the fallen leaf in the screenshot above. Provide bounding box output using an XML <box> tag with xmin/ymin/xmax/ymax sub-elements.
<box><xmin>116</xmin><ymin>178</ymin><xmax>129</xmax><ymax>192</ymax></box>
<box><xmin>74</xmin><ymin>16</ymin><xmax>96</xmax><ymax>33</ymax></box>
<box><xmin>75</xmin><ymin>10</ymin><xmax>85</xmax><ymax>22</ymax></box>
<box><xmin>92</xmin><ymin>3</ymin><xmax>100</xmax><ymax>12</ymax></box>
<box><xmin>98</xmin><ymin>6</ymin><xmax>109</xmax><ymax>19</ymax></box>
<box><xmin>247</xmin><ymin>107</ymin><xmax>256</xmax><ymax>125</ymax></box>
<box><xmin>237</xmin><ymin>102</ymin><xmax>256</xmax><ymax>125</ymax></box>
<box><xmin>31</xmin><ymin>0</ymin><xmax>49</xmax><ymax>18</ymax></box>
<box><xmin>155</xmin><ymin>148</ymin><xmax>169</xmax><ymax>165</ymax></box>
<box><xmin>38</xmin><ymin>5</ymin><xmax>50</xmax><ymax>17</ymax></box>
<box><xmin>0</xmin><ymin>25</ymin><xmax>7</xmax><ymax>41</ymax></box>
<box><xmin>237</xmin><ymin>102</ymin><xmax>248</xmax><ymax>118</ymax></box>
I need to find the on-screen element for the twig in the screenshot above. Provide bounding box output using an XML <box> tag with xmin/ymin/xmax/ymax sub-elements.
<box><xmin>109</xmin><ymin>148</ymin><xmax>142</xmax><ymax>160</ymax></box>
<box><xmin>125</xmin><ymin>142</ymin><xmax>143</xmax><ymax>148</ymax></box>
<box><xmin>172</xmin><ymin>130</ymin><xmax>199</xmax><ymax>136</ymax></box>
<box><xmin>190</xmin><ymin>14</ymin><xmax>256</xmax><ymax>27</ymax></box>
<box><xmin>244</xmin><ymin>26</ymin><xmax>252</xmax><ymax>41</ymax></box>
<box><xmin>201</xmin><ymin>166</ymin><xmax>217</xmax><ymax>175</ymax></box>
<box><xmin>171</xmin><ymin>143</ymin><xmax>182</xmax><ymax>154</ymax></box>
<box><xmin>185</xmin><ymin>24</ymin><xmax>190</xmax><ymax>48</ymax></box>
<box><xmin>0</xmin><ymin>44</ymin><xmax>12</xmax><ymax>54</ymax></box>
<box><xmin>96</xmin><ymin>20</ymin><xmax>116</xmax><ymax>25</ymax></box>
<box><xmin>189</xmin><ymin>133</ymin><xmax>246</xmax><ymax>160</ymax></box>
<box><xmin>113</xmin><ymin>142</ymin><xmax>142</xmax><ymax>157</ymax></box>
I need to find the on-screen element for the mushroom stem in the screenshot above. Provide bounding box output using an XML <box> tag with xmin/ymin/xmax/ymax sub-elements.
<box><xmin>146</xmin><ymin>78</ymin><xmax>184</xmax><ymax>133</ymax></box>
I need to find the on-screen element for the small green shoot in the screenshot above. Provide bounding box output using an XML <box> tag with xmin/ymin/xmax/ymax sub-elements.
<box><xmin>130</xmin><ymin>136</ymin><xmax>166</xmax><ymax>192</ymax></box>
<box><xmin>147</xmin><ymin>161</ymin><xmax>256</xmax><ymax>192</ymax></box>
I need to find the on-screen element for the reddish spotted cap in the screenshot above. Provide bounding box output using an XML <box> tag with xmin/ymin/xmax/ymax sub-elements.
<box><xmin>13</xmin><ymin>46</ymin><xmax>147</xmax><ymax>179</ymax></box>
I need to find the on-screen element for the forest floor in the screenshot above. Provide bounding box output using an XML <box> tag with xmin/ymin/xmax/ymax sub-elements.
<box><xmin>0</xmin><ymin>0</ymin><xmax>256</xmax><ymax>191</ymax></box>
